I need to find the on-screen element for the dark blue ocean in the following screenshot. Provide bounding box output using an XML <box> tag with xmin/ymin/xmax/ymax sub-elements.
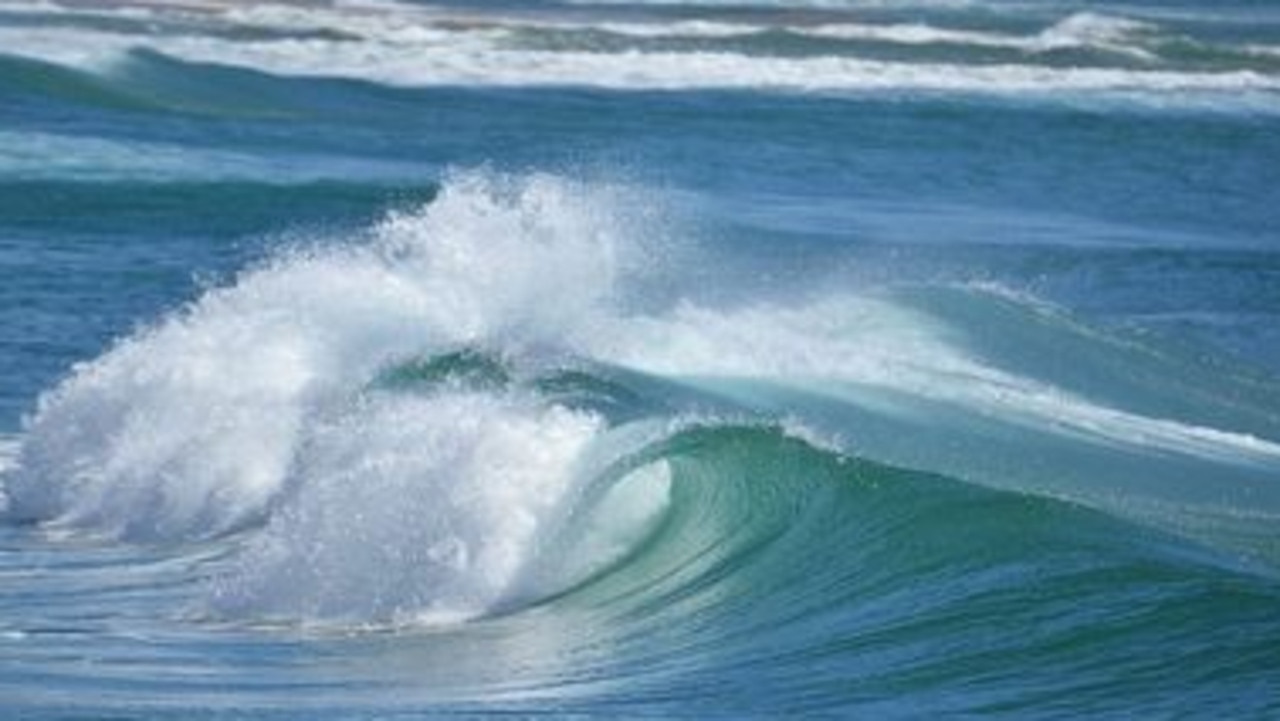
<box><xmin>2</xmin><ymin>0</ymin><xmax>1280</xmax><ymax>717</ymax></box>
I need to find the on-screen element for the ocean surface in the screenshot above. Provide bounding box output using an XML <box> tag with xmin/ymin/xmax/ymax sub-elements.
<box><xmin>2</xmin><ymin>0</ymin><xmax>1279</xmax><ymax>717</ymax></box>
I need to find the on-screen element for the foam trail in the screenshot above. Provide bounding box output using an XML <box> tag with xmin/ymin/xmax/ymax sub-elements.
<box><xmin>8</xmin><ymin>0</ymin><xmax>1161</xmax><ymax>59</ymax></box>
<box><xmin>0</xmin><ymin>9</ymin><xmax>1276</xmax><ymax>112</ymax></box>
<box><xmin>796</xmin><ymin>12</ymin><xmax>1159</xmax><ymax>60</ymax></box>
<box><xmin>595</xmin><ymin>297</ymin><xmax>1280</xmax><ymax>466</ymax></box>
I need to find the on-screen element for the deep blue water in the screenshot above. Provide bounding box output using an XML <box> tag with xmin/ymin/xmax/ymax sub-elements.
<box><xmin>1</xmin><ymin>0</ymin><xmax>1279</xmax><ymax>717</ymax></box>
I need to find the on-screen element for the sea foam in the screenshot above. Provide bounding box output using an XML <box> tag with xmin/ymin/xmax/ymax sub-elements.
<box><xmin>0</xmin><ymin>2</ymin><xmax>1275</xmax><ymax>113</ymax></box>
<box><xmin>3</xmin><ymin>171</ymin><xmax>633</xmax><ymax>540</ymax></box>
<box><xmin>2</xmin><ymin>170</ymin><xmax>663</xmax><ymax>622</ymax></box>
<box><xmin>210</xmin><ymin>391</ymin><xmax>605</xmax><ymax>624</ymax></box>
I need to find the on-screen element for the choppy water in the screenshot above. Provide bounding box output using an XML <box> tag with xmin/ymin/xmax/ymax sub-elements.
<box><xmin>2</xmin><ymin>0</ymin><xmax>1279</xmax><ymax>717</ymax></box>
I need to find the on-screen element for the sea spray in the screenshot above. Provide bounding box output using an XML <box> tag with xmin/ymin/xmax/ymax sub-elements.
<box><xmin>2</xmin><ymin>171</ymin><xmax>637</xmax><ymax>544</ymax></box>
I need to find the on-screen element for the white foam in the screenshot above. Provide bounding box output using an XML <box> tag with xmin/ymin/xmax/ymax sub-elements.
<box><xmin>595</xmin><ymin>19</ymin><xmax>761</xmax><ymax>39</ymax></box>
<box><xmin>0</xmin><ymin>435</ymin><xmax>17</xmax><ymax>473</ymax></box>
<box><xmin>1005</xmin><ymin>385</ymin><xmax>1280</xmax><ymax>466</ymax></box>
<box><xmin>0</xmin><ymin>0</ymin><xmax>63</xmax><ymax>14</ymax></box>
<box><xmin>803</xmin><ymin>12</ymin><xmax>1160</xmax><ymax>61</ymax></box>
<box><xmin>1246</xmin><ymin>44</ymin><xmax>1280</xmax><ymax>59</ymax></box>
<box><xmin>151</xmin><ymin>35</ymin><xmax>1280</xmax><ymax>98</ymax></box>
<box><xmin>209</xmin><ymin>391</ymin><xmax>604</xmax><ymax>624</ymax></box>
<box><xmin>1029</xmin><ymin>12</ymin><xmax>1159</xmax><ymax>60</ymax></box>
<box><xmin>4</xmin><ymin>170</ymin><xmax>636</xmax><ymax>543</ymax></box>
<box><xmin>1</xmin><ymin>169</ymin><xmax>672</xmax><ymax>624</ymax></box>
<box><xmin>803</xmin><ymin>21</ymin><xmax>1025</xmax><ymax>48</ymax></box>
<box><xmin>0</xmin><ymin>434</ymin><xmax>20</xmax><ymax>514</ymax></box>
<box><xmin>0</xmin><ymin>8</ymin><xmax>1274</xmax><ymax>113</ymax></box>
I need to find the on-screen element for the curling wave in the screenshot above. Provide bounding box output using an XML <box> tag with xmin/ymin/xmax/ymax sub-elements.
<box><xmin>3</xmin><ymin>169</ymin><xmax>1279</xmax><ymax>634</ymax></box>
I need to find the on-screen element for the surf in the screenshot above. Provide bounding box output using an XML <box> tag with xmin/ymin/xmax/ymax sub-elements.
<box><xmin>2</xmin><ymin>168</ymin><xmax>1277</xmax><ymax>626</ymax></box>
<box><xmin>2</xmin><ymin>1</ymin><xmax>1278</xmax><ymax>114</ymax></box>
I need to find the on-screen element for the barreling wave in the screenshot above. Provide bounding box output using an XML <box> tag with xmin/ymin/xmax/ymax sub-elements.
<box><xmin>3</xmin><ymin>167</ymin><xmax>1279</xmax><ymax>623</ymax></box>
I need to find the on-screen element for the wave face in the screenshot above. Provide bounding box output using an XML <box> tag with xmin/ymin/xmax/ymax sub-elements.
<box><xmin>2</xmin><ymin>0</ymin><xmax>1280</xmax><ymax>717</ymax></box>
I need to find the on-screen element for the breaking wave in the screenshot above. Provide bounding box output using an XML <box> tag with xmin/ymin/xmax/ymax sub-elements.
<box><xmin>3</xmin><ymin>169</ymin><xmax>1278</xmax><ymax>633</ymax></box>
<box><xmin>1</xmin><ymin>1</ymin><xmax>1277</xmax><ymax>113</ymax></box>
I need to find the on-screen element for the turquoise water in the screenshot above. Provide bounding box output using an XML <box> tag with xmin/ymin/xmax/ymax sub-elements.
<box><xmin>2</xmin><ymin>0</ymin><xmax>1280</xmax><ymax>716</ymax></box>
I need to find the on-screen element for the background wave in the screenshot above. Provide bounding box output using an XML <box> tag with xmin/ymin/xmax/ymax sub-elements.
<box><xmin>1</xmin><ymin>0</ymin><xmax>1278</xmax><ymax>112</ymax></box>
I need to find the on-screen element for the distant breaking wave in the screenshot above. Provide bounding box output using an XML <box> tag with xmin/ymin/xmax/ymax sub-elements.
<box><xmin>0</xmin><ymin>1</ymin><xmax>1277</xmax><ymax>112</ymax></box>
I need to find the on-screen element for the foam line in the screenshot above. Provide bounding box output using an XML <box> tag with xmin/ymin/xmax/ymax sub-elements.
<box><xmin>0</xmin><ymin>6</ymin><xmax>1275</xmax><ymax>112</ymax></box>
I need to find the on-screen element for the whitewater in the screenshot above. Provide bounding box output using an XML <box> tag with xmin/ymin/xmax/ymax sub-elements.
<box><xmin>2</xmin><ymin>0</ymin><xmax>1279</xmax><ymax>717</ymax></box>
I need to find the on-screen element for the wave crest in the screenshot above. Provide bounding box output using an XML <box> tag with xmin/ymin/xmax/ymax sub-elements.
<box><xmin>1</xmin><ymin>170</ymin><xmax>637</xmax><ymax>544</ymax></box>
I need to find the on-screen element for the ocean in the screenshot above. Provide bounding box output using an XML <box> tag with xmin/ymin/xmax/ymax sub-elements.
<box><xmin>1</xmin><ymin>0</ymin><xmax>1279</xmax><ymax>717</ymax></box>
